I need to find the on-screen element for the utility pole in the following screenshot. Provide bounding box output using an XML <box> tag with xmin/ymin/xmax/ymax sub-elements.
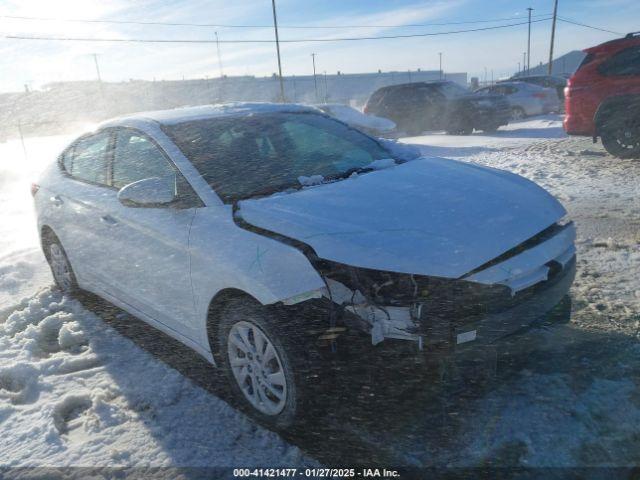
<box><xmin>523</xmin><ymin>52</ymin><xmax>527</xmax><ymax>75</ymax></box>
<box><xmin>548</xmin><ymin>0</ymin><xmax>559</xmax><ymax>75</ymax></box>
<box><xmin>92</xmin><ymin>53</ymin><xmax>102</xmax><ymax>83</ymax></box>
<box><xmin>323</xmin><ymin>71</ymin><xmax>328</xmax><ymax>103</ymax></box>
<box><xmin>271</xmin><ymin>0</ymin><xmax>285</xmax><ymax>102</ymax></box>
<box><xmin>438</xmin><ymin>52</ymin><xmax>442</xmax><ymax>79</ymax></box>
<box><xmin>526</xmin><ymin>7</ymin><xmax>533</xmax><ymax>73</ymax></box>
<box><xmin>215</xmin><ymin>32</ymin><xmax>224</xmax><ymax>78</ymax></box>
<box><xmin>311</xmin><ymin>53</ymin><xmax>318</xmax><ymax>102</ymax></box>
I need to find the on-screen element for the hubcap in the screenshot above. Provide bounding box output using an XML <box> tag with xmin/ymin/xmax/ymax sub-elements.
<box><xmin>227</xmin><ymin>321</ymin><xmax>287</xmax><ymax>416</ymax></box>
<box><xmin>614</xmin><ymin>121</ymin><xmax>640</xmax><ymax>151</ymax></box>
<box><xmin>49</xmin><ymin>243</ymin><xmax>73</xmax><ymax>291</ymax></box>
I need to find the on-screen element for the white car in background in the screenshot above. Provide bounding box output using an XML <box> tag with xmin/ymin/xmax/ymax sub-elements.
<box><xmin>315</xmin><ymin>103</ymin><xmax>396</xmax><ymax>136</ymax></box>
<box><xmin>33</xmin><ymin>103</ymin><xmax>576</xmax><ymax>429</ymax></box>
<box><xmin>475</xmin><ymin>81</ymin><xmax>560</xmax><ymax>119</ymax></box>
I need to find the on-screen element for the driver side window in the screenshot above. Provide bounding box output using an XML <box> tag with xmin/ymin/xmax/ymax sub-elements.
<box><xmin>111</xmin><ymin>129</ymin><xmax>201</xmax><ymax>208</ymax></box>
<box><xmin>112</xmin><ymin>131</ymin><xmax>177</xmax><ymax>191</ymax></box>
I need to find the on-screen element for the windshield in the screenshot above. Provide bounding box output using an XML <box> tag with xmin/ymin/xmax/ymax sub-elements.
<box><xmin>163</xmin><ymin>112</ymin><xmax>391</xmax><ymax>202</ymax></box>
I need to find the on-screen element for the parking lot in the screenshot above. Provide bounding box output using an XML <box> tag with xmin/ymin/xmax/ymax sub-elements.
<box><xmin>1</xmin><ymin>115</ymin><xmax>638</xmax><ymax>470</ymax></box>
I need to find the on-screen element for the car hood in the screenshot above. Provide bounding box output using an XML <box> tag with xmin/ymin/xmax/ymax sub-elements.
<box><xmin>237</xmin><ymin>158</ymin><xmax>566</xmax><ymax>278</ymax></box>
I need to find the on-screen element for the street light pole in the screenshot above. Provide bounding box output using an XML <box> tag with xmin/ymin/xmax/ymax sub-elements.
<box><xmin>526</xmin><ymin>7</ymin><xmax>533</xmax><ymax>73</ymax></box>
<box><xmin>92</xmin><ymin>53</ymin><xmax>102</xmax><ymax>83</ymax></box>
<box><xmin>271</xmin><ymin>0</ymin><xmax>285</xmax><ymax>102</ymax></box>
<box><xmin>548</xmin><ymin>0</ymin><xmax>559</xmax><ymax>75</ymax></box>
<box><xmin>311</xmin><ymin>53</ymin><xmax>318</xmax><ymax>102</ymax></box>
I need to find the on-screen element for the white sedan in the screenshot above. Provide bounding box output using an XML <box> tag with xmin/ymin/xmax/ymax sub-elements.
<box><xmin>476</xmin><ymin>81</ymin><xmax>560</xmax><ymax>119</ymax></box>
<box><xmin>34</xmin><ymin>103</ymin><xmax>576</xmax><ymax>428</ymax></box>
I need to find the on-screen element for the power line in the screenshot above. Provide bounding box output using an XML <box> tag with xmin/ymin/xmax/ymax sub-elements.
<box><xmin>3</xmin><ymin>18</ymin><xmax>552</xmax><ymax>44</ymax></box>
<box><xmin>557</xmin><ymin>17</ymin><xmax>623</xmax><ymax>35</ymax></box>
<box><xmin>0</xmin><ymin>12</ymin><xmax>553</xmax><ymax>30</ymax></box>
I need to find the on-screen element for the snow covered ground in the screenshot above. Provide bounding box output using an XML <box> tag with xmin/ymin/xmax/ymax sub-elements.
<box><xmin>0</xmin><ymin>115</ymin><xmax>639</xmax><ymax>471</ymax></box>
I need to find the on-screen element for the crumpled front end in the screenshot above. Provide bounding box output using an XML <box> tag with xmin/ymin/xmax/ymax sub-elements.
<box><xmin>316</xmin><ymin>221</ymin><xmax>576</xmax><ymax>351</ymax></box>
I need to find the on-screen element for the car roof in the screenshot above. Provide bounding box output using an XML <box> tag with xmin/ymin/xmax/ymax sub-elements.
<box><xmin>585</xmin><ymin>32</ymin><xmax>640</xmax><ymax>53</ymax></box>
<box><xmin>516</xmin><ymin>75</ymin><xmax>553</xmax><ymax>79</ymax></box>
<box><xmin>494</xmin><ymin>81</ymin><xmax>543</xmax><ymax>88</ymax></box>
<box><xmin>99</xmin><ymin>102</ymin><xmax>320</xmax><ymax>129</ymax></box>
<box><xmin>378</xmin><ymin>80</ymin><xmax>453</xmax><ymax>91</ymax></box>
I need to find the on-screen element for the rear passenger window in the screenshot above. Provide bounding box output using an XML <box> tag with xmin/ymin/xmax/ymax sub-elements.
<box><xmin>599</xmin><ymin>46</ymin><xmax>640</xmax><ymax>76</ymax></box>
<box><xmin>69</xmin><ymin>132</ymin><xmax>111</xmax><ymax>185</ymax></box>
<box><xmin>59</xmin><ymin>147</ymin><xmax>74</xmax><ymax>173</ymax></box>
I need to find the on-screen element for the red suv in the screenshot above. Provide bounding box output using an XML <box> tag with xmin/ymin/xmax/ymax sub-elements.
<box><xmin>564</xmin><ymin>32</ymin><xmax>640</xmax><ymax>158</ymax></box>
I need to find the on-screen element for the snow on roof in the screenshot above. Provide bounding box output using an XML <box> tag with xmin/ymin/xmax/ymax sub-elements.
<box><xmin>100</xmin><ymin>102</ymin><xmax>320</xmax><ymax>128</ymax></box>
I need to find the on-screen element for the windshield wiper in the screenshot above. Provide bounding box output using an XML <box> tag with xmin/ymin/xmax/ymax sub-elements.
<box><xmin>324</xmin><ymin>166</ymin><xmax>375</xmax><ymax>182</ymax></box>
<box><xmin>238</xmin><ymin>182</ymin><xmax>301</xmax><ymax>201</ymax></box>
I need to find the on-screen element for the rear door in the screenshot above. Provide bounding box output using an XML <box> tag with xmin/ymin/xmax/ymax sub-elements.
<box><xmin>97</xmin><ymin>128</ymin><xmax>201</xmax><ymax>341</ymax></box>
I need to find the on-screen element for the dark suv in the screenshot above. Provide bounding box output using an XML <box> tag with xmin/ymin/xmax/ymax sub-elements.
<box><xmin>364</xmin><ymin>81</ymin><xmax>511</xmax><ymax>135</ymax></box>
<box><xmin>564</xmin><ymin>32</ymin><xmax>640</xmax><ymax>158</ymax></box>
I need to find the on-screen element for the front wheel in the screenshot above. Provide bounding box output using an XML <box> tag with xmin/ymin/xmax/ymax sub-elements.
<box><xmin>218</xmin><ymin>300</ymin><xmax>313</xmax><ymax>429</ymax></box>
<box><xmin>600</xmin><ymin>114</ymin><xmax>640</xmax><ymax>159</ymax></box>
<box><xmin>480</xmin><ymin>123</ymin><xmax>500</xmax><ymax>133</ymax></box>
<box><xmin>446</xmin><ymin>126</ymin><xmax>473</xmax><ymax>135</ymax></box>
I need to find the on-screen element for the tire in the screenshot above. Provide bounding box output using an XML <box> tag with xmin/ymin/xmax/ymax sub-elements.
<box><xmin>511</xmin><ymin>107</ymin><xmax>526</xmax><ymax>120</ymax></box>
<box><xmin>599</xmin><ymin>113</ymin><xmax>640</xmax><ymax>159</ymax></box>
<box><xmin>42</xmin><ymin>231</ymin><xmax>79</xmax><ymax>295</ymax></box>
<box><xmin>446</xmin><ymin>126</ymin><xmax>473</xmax><ymax>135</ymax></box>
<box><xmin>217</xmin><ymin>299</ymin><xmax>317</xmax><ymax>430</ymax></box>
<box><xmin>480</xmin><ymin>124</ymin><xmax>500</xmax><ymax>133</ymax></box>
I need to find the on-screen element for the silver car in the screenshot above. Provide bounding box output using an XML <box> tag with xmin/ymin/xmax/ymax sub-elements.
<box><xmin>476</xmin><ymin>81</ymin><xmax>560</xmax><ymax>119</ymax></box>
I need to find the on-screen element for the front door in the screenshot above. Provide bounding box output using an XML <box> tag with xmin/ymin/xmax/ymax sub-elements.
<box><xmin>98</xmin><ymin>129</ymin><xmax>200</xmax><ymax>341</ymax></box>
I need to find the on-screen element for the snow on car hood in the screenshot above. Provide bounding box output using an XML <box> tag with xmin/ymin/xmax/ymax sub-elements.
<box><xmin>324</xmin><ymin>104</ymin><xmax>396</xmax><ymax>132</ymax></box>
<box><xmin>237</xmin><ymin>158</ymin><xmax>566</xmax><ymax>278</ymax></box>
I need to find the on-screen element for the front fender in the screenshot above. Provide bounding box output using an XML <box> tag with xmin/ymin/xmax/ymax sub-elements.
<box><xmin>189</xmin><ymin>206</ymin><xmax>325</xmax><ymax>346</ymax></box>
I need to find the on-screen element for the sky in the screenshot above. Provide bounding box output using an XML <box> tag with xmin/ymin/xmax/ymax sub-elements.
<box><xmin>0</xmin><ymin>0</ymin><xmax>638</xmax><ymax>92</ymax></box>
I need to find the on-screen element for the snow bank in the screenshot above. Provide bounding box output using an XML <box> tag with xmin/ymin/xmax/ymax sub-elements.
<box><xmin>0</xmin><ymin>288</ymin><xmax>315</xmax><ymax>467</ymax></box>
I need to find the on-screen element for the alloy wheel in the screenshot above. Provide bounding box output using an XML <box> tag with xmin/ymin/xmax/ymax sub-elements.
<box><xmin>227</xmin><ymin>321</ymin><xmax>287</xmax><ymax>416</ymax></box>
<box><xmin>613</xmin><ymin>120</ymin><xmax>640</xmax><ymax>153</ymax></box>
<box><xmin>512</xmin><ymin>108</ymin><xmax>525</xmax><ymax>120</ymax></box>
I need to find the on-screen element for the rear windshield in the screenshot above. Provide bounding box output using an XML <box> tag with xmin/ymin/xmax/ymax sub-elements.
<box><xmin>163</xmin><ymin>112</ymin><xmax>391</xmax><ymax>203</ymax></box>
<box><xmin>577</xmin><ymin>53</ymin><xmax>596</xmax><ymax>71</ymax></box>
<box><xmin>435</xmin><ymin>82</ymin><xmax>469</xmax><ymax>98</ymax></box>
<box><xmin>366</xmin><ymin>89</ymin><xmax>388</xmax><ymax>108</ymax></box>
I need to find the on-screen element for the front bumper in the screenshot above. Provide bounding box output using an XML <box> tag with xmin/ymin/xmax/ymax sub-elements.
<box><xmin>472</xmin><ymin>107</ymin><xmax>511</xmax><ymax>127</ymax></box>
<box><xmin>453</xmin><ymin>257</ymin><xmax>575</xmax><ymax>349</ymax></box>
<box><xmin>332</xmin><ymin>254</ymin><xmax>576</xmax><ymax>351</ymax></box>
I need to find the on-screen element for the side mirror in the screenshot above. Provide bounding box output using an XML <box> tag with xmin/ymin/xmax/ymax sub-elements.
<box><xmin>117</xmin><ymin>177</ymin><xmax>176</xmax><ymax>207</ymax></box>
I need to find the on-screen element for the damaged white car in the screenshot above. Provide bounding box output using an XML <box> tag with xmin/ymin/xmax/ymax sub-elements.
<box><xmin>33</xmin><ymin>103</ymin><xmax>576</xmax><ymax>428</ymax></box>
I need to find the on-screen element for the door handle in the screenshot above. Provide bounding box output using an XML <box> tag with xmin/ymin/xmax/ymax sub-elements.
<box><xmin>100</xmin><ymin>215</ymin><xmax>119</xmax><ymax>227</ymax></box>
<box><xmin>49</xmin><ymin>195</ymin><xmax>63</xmax><ymax>207</ymax></box>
